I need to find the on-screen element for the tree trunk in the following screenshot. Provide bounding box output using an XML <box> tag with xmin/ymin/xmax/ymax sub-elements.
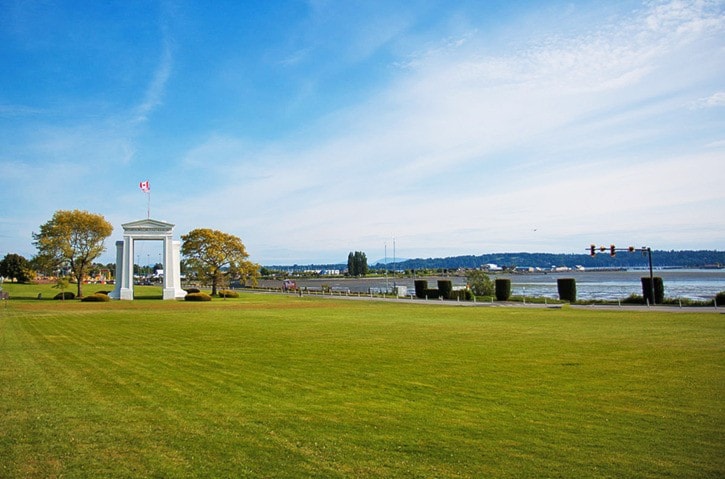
<box><xmin>75</xmin><ymin>267</ymin><xmax>84</xmax><ymax>298</ymax></box>
<box><xmin>211</xmin><ymin>269</ymin><xmax>218</xmax><ymax>296</ymax></box>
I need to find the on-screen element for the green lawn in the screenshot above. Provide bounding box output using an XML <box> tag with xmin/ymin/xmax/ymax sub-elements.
<box><xmin>1</xmin><ymin>289</ymin><xmax>723</xmax><ymax>478</ymax></box>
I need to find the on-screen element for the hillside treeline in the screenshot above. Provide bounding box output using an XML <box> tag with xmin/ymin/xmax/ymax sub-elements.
<box><xmin>268</xmin><ymin>250</ymin><xmax>724</xmax><ymax>272</ymax></box>
<box><xmin>392</xmin><ymin>250</ymin><xmax>725</xmax><ymax>270</ymax></box>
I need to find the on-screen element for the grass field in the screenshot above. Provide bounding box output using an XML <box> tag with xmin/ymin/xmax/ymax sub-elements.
<box><xmin>1</xmin><ymin>285</ymin><xmax>723</xmax><ymax>478</ymax></box>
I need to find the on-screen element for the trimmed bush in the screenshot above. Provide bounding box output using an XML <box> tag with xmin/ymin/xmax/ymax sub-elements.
<box><xmin>96</xmin><ymin>291</ymin><xmax>110</xmax><ymax>295</ymax></box>
<box><xmin>449</xmin><ymin>289</ymin><xmax>474</xmax><ymax>301</ymax></box>
<box><xmin>184</xmin><ymin>292</ymin><xmax>212</xmax><ymax>302</ymax></box>
<box><xmin>557</xmin><ymin>278</ymin><xmax>577</xmax><ymax>303</ymax></box>
<box><xmin>714</xmin><ymin>291</ymin><xmax>725</xmax><ymax>307</ymax></box>
<box><xmin>437</xmin><ymin>280</ymin><xmax>453</xmax><ymax>299</ymax></box>
<box><xmin>218</xmin><ymin>290</ymin><xmax>239</xmax><ymax>298</ymax></box>
<box><xmin>414</xmin><ymin>280</ymin><xmax>428</xmax><ymax>299</ymax></box>
<box><xmin>53</xmin><ymin>292</ymin><xmax>75</xmax><ymax>300</ymax></box>
<box><xmin>641</xmin><ymin>277</ymin><xmax>664</xmax><ymax>305</ymax></box>
<box><xmin>495</xmin><ymin>278</ymin><xmax>511</xmax><ymax>301</ymax></box>
<box><xmin>81</xmin><ymin>293</ymin><xmax>111</xmax><ymax>302</ymax></box>
<box><xmin>185</xmin><ymin>288</ymin><xmax>201</xmax><ymax>294</ymax></box>
<box><xmin>424</xmin><ymin>288</ymin><xmax>441</xmax><ymax>299</ymax></box>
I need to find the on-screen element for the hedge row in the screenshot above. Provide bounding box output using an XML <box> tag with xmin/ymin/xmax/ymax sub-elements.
<box><xmin>641</xmin><ymin>277</ymin><xmax>665</xmax><ymax>304</ymax></box>
<box><xmin>495</xmin><ymin>279</ymin><xmax>511</xmax><ymax>301</ymax></box>
<box><xmin>414</xmin><ymin>279</ymin><xmax>472</xmax><ymax>300</ymax></box>
<box><xmin>557</xmin><ymin>278</ymin><xmax>577</xmax><ymax>303</ymax></box>
<box><xmin>414</xmin><ymin>280</ymin><xmax>428</xmax><ymax>298</ymax></box>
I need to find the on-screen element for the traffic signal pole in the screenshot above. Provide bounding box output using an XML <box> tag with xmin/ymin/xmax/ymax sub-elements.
<box><xmin>588</xmin><ymin>244</ymin><xmax>655</xmax><ymax>305</ymax></box>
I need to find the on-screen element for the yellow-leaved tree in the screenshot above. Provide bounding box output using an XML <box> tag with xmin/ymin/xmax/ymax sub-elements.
<box><xmin>33</xmin><ymin>210</ymin><xmax>113</xmax><ymax>298</ymax></box>
<box><xmin>181</xmin><ymin>228</ymin><xmax>259</xmax><ymax>296</ymax></box>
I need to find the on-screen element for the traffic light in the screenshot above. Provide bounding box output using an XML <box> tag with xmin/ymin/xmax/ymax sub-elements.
<box><xmin>610</xmin><ymin>244</ymin><xmax>616</xmax><ymax>256</ymax></box>
<box><xmin>590</xmin><ymin>244</ymin><xmax>596</xmax><ymax>257</ymax></box>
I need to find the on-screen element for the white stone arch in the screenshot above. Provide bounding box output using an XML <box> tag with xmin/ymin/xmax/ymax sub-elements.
<box><xmin>109</xmin><ymin>219</ymin><xmax>187</xmax><ymax>300</ymax></box>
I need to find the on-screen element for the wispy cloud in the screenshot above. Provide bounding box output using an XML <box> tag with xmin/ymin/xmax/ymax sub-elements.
<box><xmin>694</xmin><ymin>91</ymin><xmax>725</xmax><ymax>108</ymax></box>
<box><xmin>131</xmin><ymin>34</ymin><xmax>173</xmax><ymax>125</ymax></box>
<box><xmin>2</xmin><ymin>1</ymin><xmax>723</xmax><ymax>264</ymax></box>
<box><xmin>166</xmin><ymin>0</ymin><xmax>725</xmax><ymax>262</ymax></box>
<box><xmin>0</xmin><ymin>105</ymin><xmax>46</xmax><ymax>117</ymax></box>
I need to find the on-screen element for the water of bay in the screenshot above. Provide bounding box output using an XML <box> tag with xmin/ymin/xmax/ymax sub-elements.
<box><xmin>279</xmin><ymin>269</ymin><xmax>725</xmax><ymax>301</ymax></box>
<box><xmin>501</xmin><ymin>269</ymin><xmax>725</xmax><ymax>301</ymax></box>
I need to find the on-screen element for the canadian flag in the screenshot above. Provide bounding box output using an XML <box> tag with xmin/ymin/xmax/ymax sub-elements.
<box><xmin>139</xmin><ymin>180</ymin><xmax>150</xmax><ymax>193</ymax></box>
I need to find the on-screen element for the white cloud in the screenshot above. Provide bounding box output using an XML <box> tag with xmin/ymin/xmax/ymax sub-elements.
<box><xmin>208</xmin><ymin>0</ymin><xmax>724</xmax><ymax>262</ymax></box>
<box><xmin>132</xmin><ymin>35</ymin><xmax>173</xmax><ymax>125</ymax></box>
<box><xmin>694</xmin><ymin>91</ymin><xmax>725</xmax><ymax>108</ymax></box>
<box><xmin>4</xmin><ymin>0</ymin><xmax>724</xmax><ymax>265</ymax></box>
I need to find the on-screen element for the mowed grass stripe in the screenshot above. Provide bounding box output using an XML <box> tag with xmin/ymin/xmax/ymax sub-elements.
<box><xmin>1</xmin><ymin>295</ymin><xmax>724</xmax><ymax>478</ymax></box>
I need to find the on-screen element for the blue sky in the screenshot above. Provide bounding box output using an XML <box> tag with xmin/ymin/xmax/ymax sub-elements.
<box><xmin>1</xmin><ymin>0</ymin><xmax>724</xmax><ymax>266</ymax></box>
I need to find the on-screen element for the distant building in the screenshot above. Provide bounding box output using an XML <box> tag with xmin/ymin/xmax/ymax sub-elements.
<box><xmin>482</xmin><ymin>264</ymin><xmax>503</xmax><ymax>271</ymax></box>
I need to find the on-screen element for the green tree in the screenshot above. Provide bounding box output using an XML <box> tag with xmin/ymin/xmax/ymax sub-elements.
<box><xmin>181</xmin><ymin>228</ymin><xmax>258</xmax><ymax>296</ymax></box>
<box><xmin>347</xmin><ymin>251</ymin><xmax>368</xmax><ymax>276</ymax></box>
<box><xmin>0</xmin><ymin>253</ymin><xmax>32</xmax><ymax>283</ymax></box>
<box><xmin>466</xmin><ymin>270</ymin><xmax>494</xmax><ymax>296</ymax></box>
<box><xmin>33</xmin><ymin>210</ymin><xmax>113</xmax><ymax>298</ymax></box>
<box><xmin>356</xmin><ymin>251</ymin><xmax>368</xmax><ymax>276</ymax></box>
<box><xmin>105</xmin><ymin>263</ymin><xmax>116</xmax><ymax>278</ymax></box>
<box><xmin>347</xmin><ymin>252</ymin><xmax>354</xmax><ymax>275</ymax></box>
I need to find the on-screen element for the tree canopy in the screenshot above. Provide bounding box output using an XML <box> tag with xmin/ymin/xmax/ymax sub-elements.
<box><xmin>0</xmin><ymin>253</ymin><xmax>32</xmax><ymax>283</ymax></box>
<box><xmin>466</xmin><ymin>270</ymin><xmax>494</xmax><ymax>296</ymax></box>
<box><xmin>347</xmin><ymin>251</ymin><xmax>368</xmax><ymax>276</ymax></box>
<box><xmin>32</xmin><ymin>209</ymin><xmax>113</xmax><ymax>297</ymax></box>
<box><xmin>181</xmin><ymin>228</ymin><xmax>258</xmax><ymax>296</ymax></box>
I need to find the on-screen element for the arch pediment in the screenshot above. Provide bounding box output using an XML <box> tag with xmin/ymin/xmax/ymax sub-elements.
<box><xmin>122</xmin><ymin>218</ymin><xmax>175</xmax><ymax>235</ymax></box>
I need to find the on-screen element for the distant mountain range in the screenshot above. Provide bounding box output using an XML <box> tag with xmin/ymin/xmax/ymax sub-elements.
<box><xmin>266</xmin><ymin>250</ymin><xmax>725</xmax><ymax>271</ymax></box>
<box><xmin>372</xmin><ymin>258</ymin><xmax>411</xmax><ymax>266</ymax></box>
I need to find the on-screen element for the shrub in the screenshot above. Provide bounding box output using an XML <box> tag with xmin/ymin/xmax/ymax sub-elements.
<box><xmin>437</xmin><ymin>280</ymin><xmax>453</xmax><ymax>299</ymax></box>
<box><xmin>96</xmin><ymin>291</ymin><xmax>110</xmax><ymax>295</ymax></box>
<box><xmin>185</xmin><ymin>292</ymin><xmax>212</xmax><ymax>301</ymax></box>
<box><xmin>641</xmin><ymin>277</ymin><xmax>664</xmax><ymax>304</ymax></box>
<box><xmin>622</xmin><ymin>294</ymin><xmax>644</xmax><ymax>304</ymax></box>
<box><xmin>54</xmin><ymin>292</ymin><xmax>75</xmax><ymax>300</ymax></box>
<box><xmin>467</xmin><ymin>270</ymin><xmax>494</xmax><ymax>296</ymax></box>
<box><xmin>81</xmin><ymin>293</ymin><xmax>111</xmax><ymax>302</ymax></box>
<box><xmin>557</xmin><ymin>278</ymin><xmax>577</xmax><ymax>303</ymax></box>
<box><xmin>715</xmin><ymin>291</ymin><xmax>725</xmax><ymax>307</ymax></box>
<box><xmin>185</xmin><ymin>288</ymin><xmax>201</xmax><ymax>294</ymax></box>
<box><xmin>218</xmin><ymin>290</ymin><xmax>239</xmax><ymax>298</ymax></box>
<box><xmin>449</xmin><ymin>289</ymin><xmax>474</xmax><ymax>301</ymax></box>
<box><xmin>495</xmin><ymin>278</ymin><xmax>511</xmax><ymax>301</ymax></box>
<box><xmin>414</xmin><ymin>280</ymin><xmax>428</xmax><ymax>299</ymax></box>
<box><xmin>424</xmin><ymin>288</ymin><xmax>441</xmax><ymax>299</ymax></box>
